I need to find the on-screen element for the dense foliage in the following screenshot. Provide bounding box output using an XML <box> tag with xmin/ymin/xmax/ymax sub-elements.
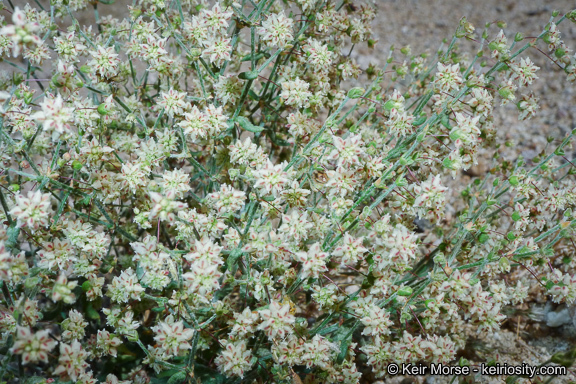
<box><xmin>1</xmin><ymin>0</ymin><xmax>576</xmax><ymax>383</ymax></box>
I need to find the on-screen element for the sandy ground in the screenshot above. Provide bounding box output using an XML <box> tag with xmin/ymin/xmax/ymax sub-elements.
<box><xmin>359</xmin><ymin>0</ymin><xmax>576</xmax><ymax>161</ymax></box>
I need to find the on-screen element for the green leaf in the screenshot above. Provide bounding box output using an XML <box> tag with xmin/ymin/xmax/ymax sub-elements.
<box><xmin>238</xmin><ymin>70</ymin><xmax>258</xmax><ymax>80</ymax></box>
<box><xmin>383</xmin><ymin>100</ymin><xmax>394</xmax><ymax>111</ymax></box>
<box><xmin>167</xmin><ymin>371</ymin><xmax>187</xmax><ymax>384</ymax></box>
<box><xmin>86</xmin><ymin>303</ymin><xmax>100</xmax><ymax>320</ymax></box>
<box><xmin>441</xmin><ymin>113</ymin><xmax>451</xmax><ymax>129</ymax></box>
<box><xmin>226</xmin><ymin>248</ymin><xmax>243</xmax><ymax>271</ymax></box>
<box><xmin>6</xmin><ymin>223</ymin><xmax>20</xmax><ymax>251</ymax></box>
<box><xmin>336</xmin><ymin>327</ymin><xmax>355</xmax><ymax>364</ymax></box>
<box><xmin>240</xmin><ymin>52</ymin><xmax>266</xmax><ymax>62</ymax></box>
<box><xmin>397</xmin><ymin>286</ymin><xmax>413</xmax><ymax>296</ymax></box>
<box><xmin>361</xmin><ymin>272</ymin><xmax>375</xmax><ymax>289</ymax></box>
<box><xmin>413</xmin><ymin>115</ymin><xmax>427</xmax><ymax>126</ymax></box>
<box><xmin>347</xmin><ymin>87</ymin><xmax>365</xmax><ymax>99</ymax></box>
<box><xmin>317</xmin><ymin>324</ymin><xmax>340</xmax><ymax>335</ymax></box>
<box><xmin>236</xmin><ymin>116</ymin><xmax>265</xmax><ymax>132</ymax></box>
<box><xmin>24</xmin><ymin>377</ymin><xmax>51</xmax><ymax>384</ymax></box>
<box><xmin>478</xmin><ymin>233</ymin><xmax>489</xmax><ymax>244</ymax></box>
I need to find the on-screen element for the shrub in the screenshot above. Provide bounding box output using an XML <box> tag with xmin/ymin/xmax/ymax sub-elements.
<box><xmin>0</xmin><ymin>0</ymin><xmax>576</xmax><ymax>383</ymax></box>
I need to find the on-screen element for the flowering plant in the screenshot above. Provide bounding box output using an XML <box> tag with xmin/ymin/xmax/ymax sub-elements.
<box><xmin>1</xmin><ymin>0</ymin><xmax>576</xmax><ymax>383</ymax></box>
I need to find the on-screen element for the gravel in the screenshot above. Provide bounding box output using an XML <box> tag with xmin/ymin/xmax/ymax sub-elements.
<box><xmin>357</xmin><ymin>0</ymin><xmax>576</xmax><ymax>161</ymax></box>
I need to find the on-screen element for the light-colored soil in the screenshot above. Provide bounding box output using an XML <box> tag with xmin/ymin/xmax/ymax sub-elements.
<box><xmin>358</xmin><ymin>0</ymin><xmax>576</xmax><ymax>161</ymax></box>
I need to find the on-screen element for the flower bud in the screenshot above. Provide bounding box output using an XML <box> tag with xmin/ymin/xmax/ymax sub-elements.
<box><xmin>228</xmin><ymin>168</ymin><xmax>240</xmax><ymax>180</ymax></box>
<box><xmin>51</xmin><ymin>75</ymin><xmax>64</xmax><ymax>88</ymax></box>
<box><xmin>498</xmin><ymin>86</ymin><xmax>513</xmax><ymax>100</ymax></box>
<box><xmin>497</xmin><ymin>257</ymin><xmax>510</xmax><ymax>272</ymax></box>
<box><xmin>433</xmin><ymin>253</ymin><xmax>446</xmax><ymax>265</ymax></box>
<box><xmin>360</xmin><ymin>206</ymin><xmax>372</xmax><ymax>220</ymax></box>
<box><xmin>13</xmin><ymin>73</ymin><xmax>24</xmax><ymax>86</ymax></box>
<box><xmin>554</xmin><ymin>48</ymin><xmax>566</xmax><ymax>58</ymax></box>
<box><xmin>82</xmin><ymin>281</ymin><xmax>92</xmax><ymax>292</ymax></box>
<box><xmin>97</xmin><ymin>103</ymin><xmax>110</xmax><ymax>115</ymax></box>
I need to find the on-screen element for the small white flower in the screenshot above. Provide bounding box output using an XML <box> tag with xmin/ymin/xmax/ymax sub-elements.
<box><xmin>202</xmin><ymin>36</ymin><xmax>232</xmax><ymax>66</ymax></box>
<box><xmin>61</xmin><ymin>309</ymin><xmax>87</xmax><ymax>342</ymax></box>
<box><xmin>207</xmin><ymin>184</ymin><xmax>246</xmax><ymax>214</ymax></box>
<box><xmin>51</xmin><ymin>274</ymin><xmax>77</xmax><ymax>304</ymax></box>
<box><xmin>89</xmin><ymin>45</ymin><xmax>120</xmax><ymax>79</ymax></box>
<box><xmin>152</xmin><ymin>315</ymin><xmax>195</xmax><ymax>358</ymax></box>
<box><xmin>148</xmin><ymin>191</ymin><xmax>187</xmax><ymax>223</ymax></box>
<box><xmin>258</xmin><ymin>301</ymin><xmax>295</xmax><ymax>339</ymax></box>
<box><xmin>294</xmin><ymin>242</ymin><xmax>329</xmax><ymax>279</ymax></box>
<box><xmin>215</xmin><ymin>339</ymin><xmax>254</xmax><ymax>378</ymax></box>
<box><xmin>0</xmin><ymin>7</ymin><xmax>41</xmax><ymax>57</ymax></box>
<box><xmin>106</xmin><ymin>268</ymin><xmax>145</xmax><ymax>303</ymax></box>
<box><xmin>32</xmin><ymin>95</ymin><xmax>74</xmax><ymax>136</ymax></box>
<box><xmin>510</xmin><ymin>57</ymin><xmax>540</xmax><ymax>87</ymax></box>
<box><xmin>258</xmin><ymin>12</ymin><xmax>294</xmax><ymax>48</ymax></box>
<box><xmin>433</xmin><ymin>63</ymin><xmax>462</xmax><ymax>93</ymax></box>
<box><xmin>157</xmin><ymin>89</ymin><xmax>189</xmax><ymax>117</ymax></box>
<box><xmin>332</xmin><ymin>233</ymin><xmax>367</xmax><ymax>265</ymax></box>
<box><xmin>253</xmin><ymin>160</ymin><xmax>289</xmax><ymax>197</ymax></box>
<box><xmin>280</xmin><ymin>77</ymin><xmax>312</xmax><ymax>108</ymax></box>
<box><xmin>53</xmin><ymin>340</ymin><xmax>89</xmax><ymax>381</ymax></box>
<box><xmin>11</xmin><ymin>326</ymin><xmax>57</xmax><ymax>365</ymax></box>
